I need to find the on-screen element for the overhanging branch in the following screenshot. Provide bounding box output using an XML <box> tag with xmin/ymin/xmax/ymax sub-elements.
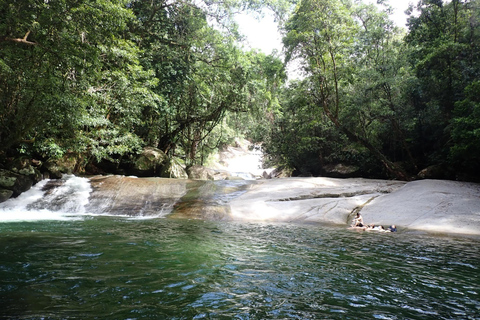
<box><xmin>3</xmin><ymin>31</ymin><xmax>37</xmax><ymax>46</ymax></box>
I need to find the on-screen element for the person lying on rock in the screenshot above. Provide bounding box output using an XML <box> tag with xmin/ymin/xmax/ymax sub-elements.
<box><xmin>365</xmin><ymin>224</ymin><xmax>386</xmax><ymax>232</ymax></box>
<box><xmin>387</xmin><ymin>225</ymin><xmax>397</xmax><ymax>232</ymax></box>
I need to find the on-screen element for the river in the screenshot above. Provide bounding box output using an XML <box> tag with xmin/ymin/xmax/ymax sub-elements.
<box><xmin>0</xmin><ymin>148</ymin><xmax>479</xmax><ymax>319</ymax></box>
<box><xmin>0</xmin><ymin>193</ymin><xmax>479</xmax><ymax>319</ymax></box>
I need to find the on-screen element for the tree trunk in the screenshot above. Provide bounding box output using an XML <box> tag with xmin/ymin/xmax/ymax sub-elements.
<box><xmin>322</xmin><ymin>107</ymin><xmax>411</xmax><ymax>181</ymax></box>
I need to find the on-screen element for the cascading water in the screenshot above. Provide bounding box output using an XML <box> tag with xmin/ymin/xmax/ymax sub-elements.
<box><xmin>214</xmin><ymin>140</ymin><xmax>274</xmax><ymax>180</ymax></box>
<box><xmin>0</xmin><ymin>175</ymin><xmax>91</xmax><ymax>222</ymax></box>
<box><xmin>0</xmin><ymin>141</ymin><xmax>265</xmax><ymax>222</ymax></box>
<box><xmin>226</xmin><ymin>148</ymin><xmax>264</xmax><ymax>180</ymax></box>
<box><xmin>0</xmin><ymin>174</ymin><xmax>253</xmax><ymax>222</ymax></box>
<box><xmin>85</xmin><ymin>175</ymin><xmax>190</xmax><ymax>217</ymax></box>
<box><xmin>0</xmin><ymin>153</ymin><xmax>479</xmax><ymax>319</ymax></box>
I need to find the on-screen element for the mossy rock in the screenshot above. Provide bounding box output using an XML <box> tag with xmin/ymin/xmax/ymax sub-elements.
<box><xmin>187</xmin><ymin>165</ymin><xmax>215</xmax><ymax>180</ymax></box>
<box><xmin>8</xmin><ymin>157</ymin><xmax>42</xmax><ymax>183</ymax></box>
<box><xmin>131</xmin><ymin>147</ymin><xmax>168</xmax><ymax>177</ymax></box>
<box><xmin>0</xmin><ymin>189</ymin><xmax>13</xmax><ymax>203</ymax></box>
<box><xmin>44</xmin><ymin>154</ymin><xmax>79</xmax><ymax>178</ymax></box>
<box><xmin>0</xmin><ymin>169</ymin><xmax>33</xmax><ymax>197</ymax></box>
<box><xmin>161</xmin><ymin>158</ymin><xmax>188</xmax><ymax>179</ymax></box>
<box><xmin>0</xmin><ymin>169</ymin><xmax>17</xmax><ymax>188</ymax></box>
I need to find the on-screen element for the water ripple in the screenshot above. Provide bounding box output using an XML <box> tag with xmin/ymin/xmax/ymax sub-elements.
<box><xmin>0</xmin><ymin>219</ymin><xmax>479</xmax><ymax>319</ymax></box>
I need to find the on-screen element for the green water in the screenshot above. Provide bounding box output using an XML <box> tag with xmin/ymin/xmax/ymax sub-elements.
<box><xmin>0</xmin><ymin>217</ymin><xmax>479</xmax><ymax>319</ymax></box>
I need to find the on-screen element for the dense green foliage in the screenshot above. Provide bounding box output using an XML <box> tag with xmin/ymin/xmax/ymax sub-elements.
<box><xmin>1</xmin><ymin>0</ymin><xmax>479</xmax><ymax>180</ymax></box>
<box><xmin>263</xmin><ymin>0</ymin><xmax>480</xmax><ymax>180</ymax></box>
<box><xmin>0</xmin><ymin>0</ymin><xmax>285</xmax><ymax>172</ymax></box>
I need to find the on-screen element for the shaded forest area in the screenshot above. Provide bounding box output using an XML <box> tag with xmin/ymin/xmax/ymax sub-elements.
<box><xmin>1</xmin><ymin>0</ymin><xmax>479</xmax><ymax>183</ymax></box>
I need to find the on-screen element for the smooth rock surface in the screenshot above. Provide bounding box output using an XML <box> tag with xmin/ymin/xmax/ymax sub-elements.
<box><xmin>361</xmin><ymin>179</ymin><xmax>480</xmax><ymax>235</ymax></box>
<box><xmin>229</xmin><ymin>177</ymin><xmax>480</xmax><ymax>236</ymax></box>
<box><xmin>229</xmin><ymin>177</ymin><xmax>405</xmax><ymax>224</ymax></box>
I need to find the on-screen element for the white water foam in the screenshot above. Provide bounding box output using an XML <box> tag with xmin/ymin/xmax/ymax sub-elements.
<box><xmin>0</xmin><ymin>175</ymin><xmax>92</xmax><ymax>222</ymax></box>
<box><xmin>224</xmin><ymin>145</ymin><xmax>274</xmax><ymax>180</ymax></box>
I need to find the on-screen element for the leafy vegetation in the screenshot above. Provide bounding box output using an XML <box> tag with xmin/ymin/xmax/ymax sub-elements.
<box><xmin>266</xmin><ymin>0</ymin><xmax>480</xmax><ymax>180</ymax></box>
<box><xmin>0</xmin><ymin>0</ymin><xmax>479</xmax><ymax>181</ymax></box>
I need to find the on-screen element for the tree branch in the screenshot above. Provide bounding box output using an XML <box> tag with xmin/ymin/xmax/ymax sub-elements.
<box><xmin>3</xmin><ymin>30</ymin><xmax>37</xmax><ymax>46</ymax></box>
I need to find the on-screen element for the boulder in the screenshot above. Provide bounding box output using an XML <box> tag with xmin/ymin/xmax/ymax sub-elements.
<box><xmin>323</xmin><ymin>163</ymin><xmax>359</xmax><ymax>178</ymax></box>
<box><xmin>161</xmin><ymin>158</ymin><xmax>188</xmax><ymax>179</ymax></box>
<box><xmin>212</xmin><ymin>171</ymin><xmax>231</xmax><ymax>180</ymax></box>
<box><xmin>8</xmin><ymin>157</ymin><xmax>42</xmax><ymax>183</ymax></box>
<box><xmin>0</xmin><ymin>189</ymin><xmax>14</xmax><ymax>202</ymax></box>
<box><xmin>130</xmin><ymin>147</ymin><xmax>168</xmax><ymax>177</ymax></box>
<box><xmin>229</xmin><ymin>177</ymin><xmax>406</xmax><ymax>224</ymax></box>
<box><xmin>361</xmin><ymin>179</ymin><xmax>480</xmax><ymax>235</ymax></box>
<box><xmin>0</xmin><ymin>169</ymin><xmax>33</xmax><ymax>197</ymax></box>
<box><xmin>417</xmin><ymin>165</ymin><xmax>452</xmax><ymax>180</ymax></box>
<box><xmin>263</xmin><ymin>167</ymin><xmax>293</xmax><ymax>179</ymax></box>
<box><xmin>43</xmin><ymin>154</ymin><xmax>78</xmax><ymax>179</ymax></box>
<box><xmin>187</xmin><ymin>165</ymin><xmax>215</xmax><ymax>180</ymax></box>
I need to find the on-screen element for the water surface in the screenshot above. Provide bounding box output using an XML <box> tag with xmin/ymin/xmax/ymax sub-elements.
<box><xmin>0</xmin><ymin>218</ymin><xmax>478</xmax><ymax>319</ymax></box>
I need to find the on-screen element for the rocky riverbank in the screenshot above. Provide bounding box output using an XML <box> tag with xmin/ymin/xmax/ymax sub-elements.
<box><xmin>2</xmin><ymin>139</ymin><xmax>479</xmax><ymax>237</ymax></box>
<box><xmin>228</xmin><ymin>177</ymin><xmax>480</xmax><ymax>236</ymax></box>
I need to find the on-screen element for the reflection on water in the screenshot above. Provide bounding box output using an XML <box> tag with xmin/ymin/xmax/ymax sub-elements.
<box><xmin>0</xmin><ymin>218</ymin><xmax>479</xmax><ymax>319</ymax></box>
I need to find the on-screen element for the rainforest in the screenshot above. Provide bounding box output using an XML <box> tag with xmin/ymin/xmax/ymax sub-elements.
<box><xmin>1</xmin><ymin>0</ymin><xmax>480</xmax><ymax>187</ymax></box>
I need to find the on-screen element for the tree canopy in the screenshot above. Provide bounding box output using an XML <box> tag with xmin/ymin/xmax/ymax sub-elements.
<box><xmin>1</xmin><ymin>0</ymin><xmax>479</xmax><ymax>181</ymax></box>
<box><xmin>266</xmin><ymin>0</ymin><xmax>480</xmax><ymax>180</ymax></box>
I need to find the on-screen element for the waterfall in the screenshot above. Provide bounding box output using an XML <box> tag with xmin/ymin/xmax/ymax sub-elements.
<box><xmin>0</xmin><ymin>175</ymin><xmax>91</xmax><ymax>222</ymax></box>
<box><xmin>0</xmin><ymin>175</ymin><xmax>189</xmax><ymax>222</ymax></box>
<box><xmin>0</xmin><ymin>141</ymin><xmax>265</xmax><ymax>222</ymax></box>
<box><xmin>0</xmin><ymin>174</ymin><xmax>252</xmax><ymax>222</ymax></box>
<box><xmin>216</xmin><ymin>140</ymin><xmax>274</xmax><ymax>179</ymax></box>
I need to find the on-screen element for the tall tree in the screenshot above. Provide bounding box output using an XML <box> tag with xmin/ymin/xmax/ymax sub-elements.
<box><xmin>263</xmin><ymin>79</ymin><xmax>349</xmax><ymax>176</ymax></box>
<box><xmin>405</xmin><ymin>0</ymin><xmax>480</xmax><ymax>168</ymax></box>
<box><xmin>130</xmin><ymin>0</ymin><xmax>286</xmax><ymax>166</ymax></box>
<box><xmin>283</xmin><ymin>0</ymin><xmax>411</xmax><ymax>180</ymax></box>
<box><xmin>350</xmin><ymin>2</ymin><xmax>417</xmax><ymax>171</ymax></box>
<box><xmin>0</xmin><ymin>0</ymin><xmax>154</xmax><ymax>164</ymax></box>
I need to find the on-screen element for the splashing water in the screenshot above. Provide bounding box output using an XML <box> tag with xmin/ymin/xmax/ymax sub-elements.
<box><xmin>0</xmin><ymin>175</ymin><xmax>252</xmax><ymax>222</ymax></box>
<box><xmin>0</xmin><ymin>175</ymin><xmax>91</xmax><ymax>222</ymax></box>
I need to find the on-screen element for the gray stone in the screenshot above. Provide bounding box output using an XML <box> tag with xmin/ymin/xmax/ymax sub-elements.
<box><xmin>8</xmin><ymin>158</ymin><xmax>42</xmax><ymax>183</ymax></box>
<box><xmin>418</xmin><ymin>165</ymin><xmax>444</xmax><ymax>179</ymax></box>
<box><xmin>161</xmin><ymin>158</ymin><xmax>188</xmax><ymax>179</ymax></box>
<box><xmin>44</xmin><ymin>154</ymin><xmax>78</xmax><ymax>178</ymax></box>
<box><xmin>131</xmin><ymin>147</ymin><xmax>168</xmax><ymax>177</ymax></box>
<box><xmin>0</xmin><ymin>169</ymin><xmax>33</xmax><ymax>197</ymax></box>
<box><xmin>187</xmin><ymin>165</ymin><xmax>215</xmax><ymax>180</ymax></box>
<box><xmin>0</xmin><ymin>189</ymin><xmax>13</xmax><ymax>203</ymax></box>
<box><xmin>323</xmin><ymin>163</ymin><xmax>359</xmax><ymax>178</ymax></box>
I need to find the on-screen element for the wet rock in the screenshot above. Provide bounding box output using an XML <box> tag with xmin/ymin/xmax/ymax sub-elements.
<box><xmin>0</xmin><ymin>169</ymin><xmax>33</xmax><ymax>197</ymax></box>
<box><xmin>263</xmin><ymin>167</ymin><xmax>293</xmax><ymax>179</ymax></box>
<box><xmin>87</xmin><ymin>175</ymin><xmax>188</xmax><ymax>216</ymax></box>
<box><xmin>212</xmin><ymin>171</ymin><xmax>231</xmax><ymax>180</ymax></box>
<box><xmin>43</xmin><ymin>154</ymin><xmax>79</xmax><ymax>179</ymax></box>
<box><xmin>0</xmin><ymin>189</ymin><xmax>13</xmax><ymax>202</ymax></box>
<box><xmin>361</xmin><ymin>179</ymin><xmax>480</xmax><ymax>235</ymax></box>
<box><xmin>229</xmin><ymin>177</ymin><xmax>406</xmax><ymax>225</ymax></box>
<box><xmin>323</xmin><ymin>163</ymin><xmax>359</xmax><ymax>178</ymax></box>
<box><xmin>417</xmin><ymin>165</ymin><xmax>454</xmax><ymax>180</ymax></box>
<box><xmin>7</xmin><ymin>157</ymin><xmax>42</xmax><ymax>183</ymax></box>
